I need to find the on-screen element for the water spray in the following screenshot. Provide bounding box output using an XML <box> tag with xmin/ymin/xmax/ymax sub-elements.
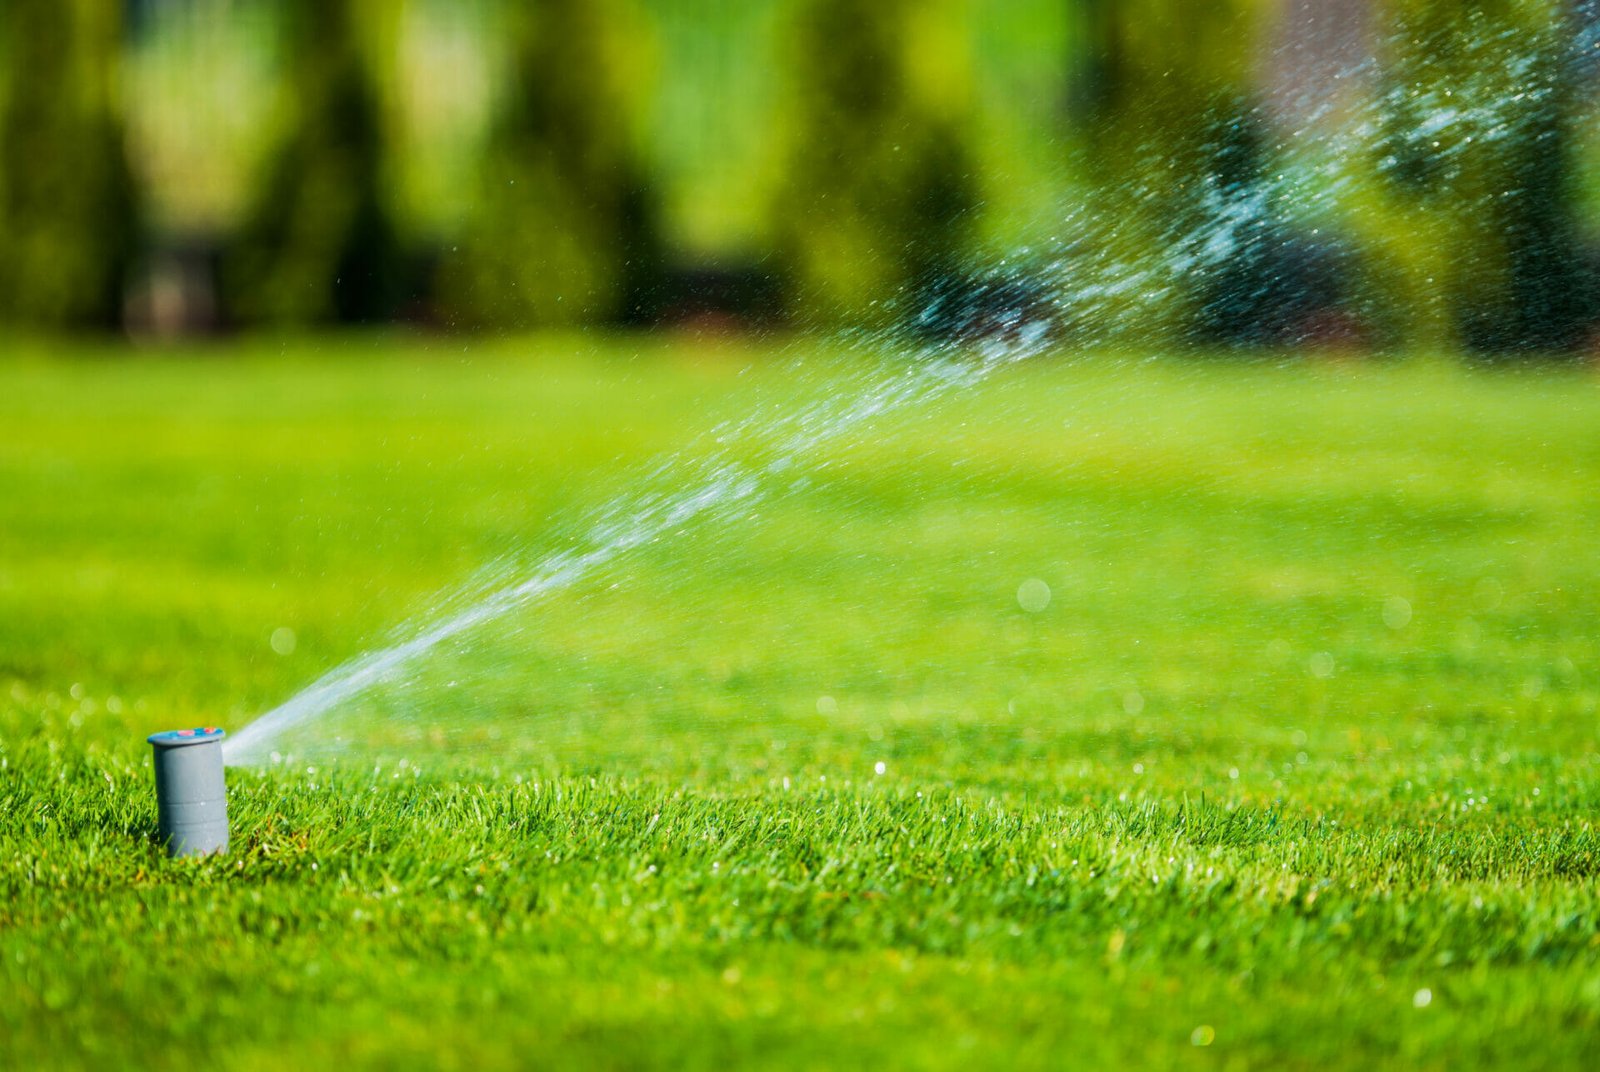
<box><xmin>148</xmin><ymin>727</ymin><xmax>229</xmax><ymax>857</ymax></box>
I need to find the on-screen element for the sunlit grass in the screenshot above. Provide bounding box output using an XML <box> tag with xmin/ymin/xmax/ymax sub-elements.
<box><xmin>1</xmin><ymin>336</ymin><xmax>1598</xmax><ymax>1069</ymax></box>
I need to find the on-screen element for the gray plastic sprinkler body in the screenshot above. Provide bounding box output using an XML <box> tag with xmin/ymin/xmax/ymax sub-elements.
<box><xmin>148</xmin><ymin>727</ymin><xmax>229</xmax><ymax>857</ymax></box>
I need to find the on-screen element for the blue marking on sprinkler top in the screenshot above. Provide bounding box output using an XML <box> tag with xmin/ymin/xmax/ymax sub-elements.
<box><xmin>148</xmin><ymin>727</ymin><xmax>225</xmax><ymax>745</ymax></box>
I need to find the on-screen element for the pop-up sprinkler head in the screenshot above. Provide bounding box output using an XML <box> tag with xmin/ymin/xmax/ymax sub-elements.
<box><xmin>148</xmin><ymin>727</ymin><xmax>229</xmax><ymax>857</ymax></box>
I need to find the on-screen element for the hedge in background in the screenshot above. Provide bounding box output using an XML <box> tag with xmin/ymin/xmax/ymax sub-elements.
<box><xmin>435</xmin><ymin>0</ymin><xmax>661</xmax><ymax>329</ymax></box>
<box><xmin>1069</xmin><ymin>0</ymin><xmax>1283</xmax><ymax>347</ymax></box>
<box><xmin>768</xmin><ymin>0</ymin><xmax>979</xmax><ymax>329</ymax></box>
<box><xmin>220</xmin><ymin>0</ymin><xmax>403</xmax><ymax>326</ymax></box>
<box><xmin>1368</xmin><ymin>0</ymin><xmax>1594</xmax><ymax>356</ymax></box>
<box><xmin>0</xmin><ymin>0</ymin><xmax>138</xmax><ymax>330</ymax></box>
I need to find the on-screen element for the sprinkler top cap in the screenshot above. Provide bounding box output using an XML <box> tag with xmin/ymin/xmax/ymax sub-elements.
<box><xmin>148</xmin><ymin>727</ymin><xmax>226</xmax><ymax>747</ymax></box>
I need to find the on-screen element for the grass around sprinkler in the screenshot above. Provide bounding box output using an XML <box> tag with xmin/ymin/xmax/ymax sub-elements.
<box><xmin>1</xmin><ymin>337</ymin><xmax>1598</xmax><ymax>1070</ymax></box>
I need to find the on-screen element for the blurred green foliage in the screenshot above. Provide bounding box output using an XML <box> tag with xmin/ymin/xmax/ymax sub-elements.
<box><xmin>766</xmin><ymin>0</ymin><xmax>977</xmax><ymax>327</ymax></box>
<box><xmin>219</xmin><ymin>0</ymin><xmax>403</xmax><ymax>325</ymax></box>
<box><xmin>1070</xmin><ymin>0</ymin><xmax>1274</xmax><ymax>341</ymax></box>
<box><xmin>0</xmin><ymin>0</ymin><xmax>138</xmax><ymax>330</ymax></box>
<box><xmin>435</xmin><ymin>0</ymin><xmax>661</xmax><ymax>328</ymax></box>
<box><xmin>1363</xmin><ymin>0</ymin><xmax>1596</xmax><ymax>354</ymax></box>
<box><xmin>0</xmin><ymin>0</ymin><xmax>1596</xmax><ymax>347</ymax></box>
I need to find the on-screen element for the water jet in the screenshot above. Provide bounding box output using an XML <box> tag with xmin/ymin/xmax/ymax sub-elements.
<box><xmin>148</xmin><ymin>727</ymin><xmax>229</xmax><ymax>857</ymax></box>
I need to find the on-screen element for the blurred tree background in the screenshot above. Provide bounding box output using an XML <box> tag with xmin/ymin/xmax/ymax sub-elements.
<box><xmin>1069</xmin><ymin>0</ymin><xmax>1282</xmax><ymax>345</ymax></box>
<box><xmin>220</xmin><ymin>0</ymin><xmax>403</xmax><ymax>325</ymax></box>
<box><xmin>435</xmin><ymin>0</ymin><xmax>661</xmax><ymax>328</ymax></box>
<box><xmin>0</xmin><ymin>0</ymin><xmax>139</xmax><ymax>330</ymax></box>
<box><xmin>0</xmin><ymin>0</ymin><xmax>1596</xmax><ymax>353</ymax></box>
<box><xmin>766</xmin><ymin>0</ymin><xmax>977</xmax><ymax>328</ymax></box>
<box><xmin>1363</xmin><ymin>0</ymin><xmax>1595</xmax><ymax>354</ymax></box>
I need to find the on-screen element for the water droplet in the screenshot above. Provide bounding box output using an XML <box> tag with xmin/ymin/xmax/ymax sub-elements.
<box><xmin>816</xmin><ymin>695</ymin><xmax>838</xmax><ymax>716</ymax></box>
<box><xmin>1017</xmin><ymin>578</ymin><xmax>1052</xmax><ymax>613</ymax></box>
<box><xmin>1383</xmin><ymin>597</ymin><xmax>1413</xmax><ymax>629</ymax></box>
<box><xmin>1190</xmin><ymin>1025</ymin><xmax>1215</xmax><ymax>1047</ymax></box>
<box><xmin>1413</xmin><ymin>988</ymin><xmax>1433</xmax><ymax>1009</ymax></box>
<box><xmin>270</xmin><ymin>627</ymin><xmax>297</xmax><ymax>656</ymax></box>
<box><xmin>874</xmin><ymin>761</ymin><xmax>887</xmax><ymax>776</ymax></box>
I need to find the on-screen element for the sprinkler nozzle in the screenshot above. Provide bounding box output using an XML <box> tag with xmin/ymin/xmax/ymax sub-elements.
<box><xmin>148</xmin><ymin>727</ymin><xmax>229</xmax><ymax>857</ymax></box>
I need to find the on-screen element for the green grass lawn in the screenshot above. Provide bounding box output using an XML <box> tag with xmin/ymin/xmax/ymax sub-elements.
<box><xmin>2</xmin><ymin>336</ymin><xmax>1598</xmax><ymax>1070</ymax></box>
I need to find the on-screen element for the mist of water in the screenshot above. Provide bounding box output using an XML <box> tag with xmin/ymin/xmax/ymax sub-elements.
<box><xmin>221</xmin><ymin>156</ymin><xmax>1277</xmax><ymax>766</ymax></box>
<box><xmin>224</xmin><ymin>21</ymin><xmax>1597</xmax><ymax>764</ymax></box>
<box><xmin>222</xmin><ymin>324</ymin><xmax>1054</xmax><ymax>764</ymax></box>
